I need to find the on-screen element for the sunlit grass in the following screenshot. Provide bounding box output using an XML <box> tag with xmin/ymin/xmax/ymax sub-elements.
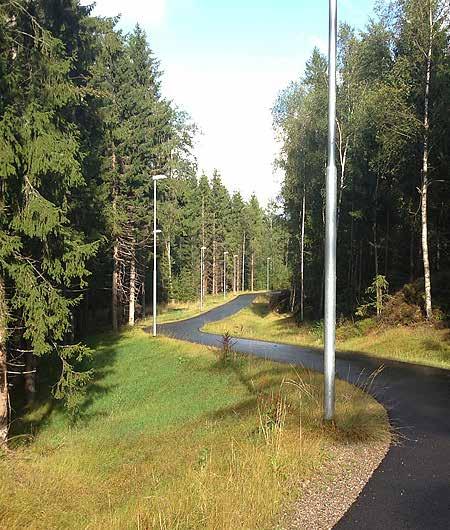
<box><xmin>1</xmin><ymin>326</ymin><xmax>388</xmax><ymax>529</ymax></box>
<box><xmin>342</xmin><ymin>325</ymin><xmax>450</xmax><ymax>369</ymax></box>
<box><xmin>153</xmin><ymin>292</ymin><xmax>242</xmax><ymax>324</ymax></box>
<box><xmin>203</xmin><ymin>296</ymin><xmax>450</xmax><ymax>369</ymax></box>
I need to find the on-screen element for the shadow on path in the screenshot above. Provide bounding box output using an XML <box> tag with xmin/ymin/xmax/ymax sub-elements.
<box><xmin>158</xmin><ymin>293</ymin><xmax>450</xmax><ymax>530</ymax></box>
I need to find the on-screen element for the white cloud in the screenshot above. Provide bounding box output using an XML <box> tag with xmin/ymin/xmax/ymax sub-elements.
<box><xmin>81</xmin><ymin>0</ymin><xmax>166</xmax><ymax>28</ymax></box>
<box><xmin>163</xmin><ymin>60</ymin><xmax>297</xmax><ymax>206</ymax></box>
<box><xmin>79</xmin><ymin>1</ymin><xmax>303</xmax><ymax>206</ymax></box>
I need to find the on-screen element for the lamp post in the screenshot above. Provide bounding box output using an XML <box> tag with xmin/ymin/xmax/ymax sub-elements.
<box><xmin>324</xmin><ymin>0</ymin><xmax>337</xmax><ymax>421</ymax></box>
<box><xmin>242</xmin><ymin>234</ymin><xmax>246</xmax><ymax>292</ymax></box>
<box><xmin>200</xmin><ymin>246</ymin><xmax>206</xmax><ymax>310</ymax></box>
<box><xmin>233</xmin><ymin>254</ymin><xmax>238</xmax><ymax>293</ymax></box>
<box><xmin>152</xmin><ymin>174</ymin><xmax>166</xmax><ymax>337</ymax></box>
<box><xmin>266</xmin><ymin>257</ymin><xmax>271</xmax><ymax>291</ymax></box>
<box><xmin>223</xmin><ymin>251</ymin><xmax>228</xmax><ymax>299</ymax></box>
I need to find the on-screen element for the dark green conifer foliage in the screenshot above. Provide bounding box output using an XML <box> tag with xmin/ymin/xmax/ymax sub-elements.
<box><xmin>0</xmin><ymin>1</ymin><xmax>99</xmax><ymax>440</ymax></box>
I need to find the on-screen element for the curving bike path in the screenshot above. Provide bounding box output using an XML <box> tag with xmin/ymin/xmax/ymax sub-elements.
<box><xmin>159</xmin><ymin>294</ymin><xmax>450</xmax><ymax>529</ymax></box>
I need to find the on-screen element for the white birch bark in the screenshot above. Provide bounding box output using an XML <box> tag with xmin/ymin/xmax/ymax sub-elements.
<box><xmin>0</xmin><ymin>277</ymin><xmax>9</xmax><ymax>446</ymax></box>
<box><xmin>421</xmin><ymin>3</ymin><xmax>433</xmax><ymax>320</ymax></box>
<box><xmin>300</xmin><ymin>187</ymin><xmax>306</xmax><ymax>322</ymax></box>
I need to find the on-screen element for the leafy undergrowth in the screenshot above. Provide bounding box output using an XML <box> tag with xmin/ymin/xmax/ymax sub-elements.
<box><xmin>1</xmin><ymin>327</ymin><xmax>388</xmax><ymax>529</ymax></box>
<box><xmin>203</xmin><ymin>296</ymin><xmax>450</xmax><ymax>369</ymax></box>
<box><xmin>154</xmin><ymin>292</ymin><xmax>242</xmax><ymax>324</ymax></box>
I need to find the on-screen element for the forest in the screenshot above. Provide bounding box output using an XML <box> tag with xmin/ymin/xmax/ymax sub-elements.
<box><xmin>274</xmin><ymin>0</ymin><xmax>450</xmax><ymax>322</ymax></box>
<box><xmin>1</xmin><ymin>0</ymin><xmax>449</xmax><ymax>445</ymax></box>
<box><xmin>0</xmin><ymin>1</ymin><xmax>288</xmax><ymax>445</ymax></box>
<box><xmin>0</xmin><ymin>1</ymin><xmax>449</xmax><ymax>528</ymax></box>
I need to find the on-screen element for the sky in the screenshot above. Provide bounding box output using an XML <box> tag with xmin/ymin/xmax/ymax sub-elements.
<box><xmin>81</xmin><ymin>0</ymin><xmax>376</xmax><ymax>205</ymax></box>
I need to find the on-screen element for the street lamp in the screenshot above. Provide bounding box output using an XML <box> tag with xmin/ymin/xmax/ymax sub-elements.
<box><xmin>152</xmin><ymin>174</ymin><xmax>166</xmax><ymax>337</ymax></box>
<box><xmin>266</xmin><ymin>257</ymin><xmax>271</xmax><ymax>291</ymax></box>
<box><xmin>200</xmin><ymin>246</ymin><xmax>206</xmax><ymax>310</ymax></box>
<box><xmin>324</xmin><ymin>0</ymin><xmax>337</xmax><ymax>421</ymax></box>
<box><xmin>233</xmin><ymin>254</ymin><xmax>238</xmax><ymax>293</ymax></box>
<box><xmin>223</xmin><ymin>251</ymin><xmax>228</xmax><ymax>299</ymax></box>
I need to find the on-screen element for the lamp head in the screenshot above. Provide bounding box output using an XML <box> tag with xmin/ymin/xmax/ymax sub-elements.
<box><xmin>153</xmin><ymin>174</ymin><xmax>167</xmax><ymax>181</ymax></box>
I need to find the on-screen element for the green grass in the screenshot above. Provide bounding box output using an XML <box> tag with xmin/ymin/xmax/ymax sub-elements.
<box><xmin>1</xmin><ymin>324</ymin><xmax>388</xmax><ymax>529</ymax></box>
<box><xmin>203</xmin><ymin>296</ymin><xmax>450</xmax><ymax>370</ymax></box>
<box><xmin>155</xmin><ymin>292</ymin><xmax>241</xmax><ymax>324</ymax></box>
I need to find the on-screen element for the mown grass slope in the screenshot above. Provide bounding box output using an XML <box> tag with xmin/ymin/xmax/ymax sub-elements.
<box><xmin>1</xmin><ymin>325</ymin><xmax>388</xmax><ymax>529</ymax></box>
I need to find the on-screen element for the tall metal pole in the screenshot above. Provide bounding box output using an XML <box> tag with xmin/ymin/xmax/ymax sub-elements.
<box><xmin>223</xmin><ymin>251</ymin><xmax>228</xmax><ymax>299</ymax></box>
<box><xmin>152</xmin><ymin>175</ymin><xmax>166</xmax><ymax>337</ymax></box>
<box><xmin>324</xmin><ymin>0</ymin><xmax>337</xmax><ymax>421</ymax></box>
<box><xmin>233</xmin><ymin>254</ymin><xmax>237</xmax><ymax>293</ymax></box>
<box><xmin>242</xmin><ymin>233</ymin><xmax>245</xmax><ymax>292</ymax></box>
<box><xmin>266</xmin><ymin>257</ymin><xmax>271</xmax><ymax>291</ymax></box>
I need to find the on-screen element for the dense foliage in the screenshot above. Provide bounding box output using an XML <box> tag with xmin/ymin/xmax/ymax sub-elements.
<box><xmin>0</xmin><ymin>0</ymin><xmax>288</xmax><ymax>444</ymax></box>
<box><xmin>274</xmin><ymin>0</ymin><xmax>450</xmax><ymax>320</ymax></box>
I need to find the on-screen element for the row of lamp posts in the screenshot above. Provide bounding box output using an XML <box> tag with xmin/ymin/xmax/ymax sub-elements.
<box><xmin>151</xmin><ymin>0</ymin><xmax>337</xmax><ymax>421</ymax></box>
<box><xmin>152</xmin><ymin>177</ymin><xmax>273</xmax><ymax>335</ymax></box>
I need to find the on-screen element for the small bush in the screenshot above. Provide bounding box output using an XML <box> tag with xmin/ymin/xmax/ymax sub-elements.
<box><xmin>218</xmin><ymin>331</ymin><xmax>236</xmax><ymax>365</ymax></box>
<box><xmin>380</xmin><ymin>289</ymin><xmax>424</xmax><ymax>326</ymax></box>
<box><xmin>310</xmin><ymin>320</ymin><xmax>324</xmax><ymax>342</ymax></box>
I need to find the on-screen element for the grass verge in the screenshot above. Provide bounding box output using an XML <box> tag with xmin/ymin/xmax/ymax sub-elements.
<box><xmin>1</xmin><ymin>325</ymin><xmax>388</xmax><ymax>529</ymax></box>
<box><xmin>203</xmin><ymin>295</ymin><xmax>450</xmax><ymax>369</ymax></box>
<box><xmin>154</xmin><ymin>292</ymin><xmax>242</xmax><ymax>324</ymax></box>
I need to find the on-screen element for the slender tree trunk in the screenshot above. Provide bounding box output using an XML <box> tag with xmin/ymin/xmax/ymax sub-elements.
<box><xmin>410</xmin><ymin>219</ymin><xmax>415</xmax><ymax>282</ymax></box>
<box><xmin>0</xmin><ymin>277</ymin><xmax>9</xmax><ymax>447</ymax></box>
<box><xmin>348</xmin><ymin>188</ymin><xmax>354</xmax><ymax>285</ymax></box>
<box><xmin>385</xmin><ymin>209</ymin><xmax>390</xmax><ymax>278</ymax></box>
<box><xmin>142</xmin><ymin>256</ymin><xmax>146</xmax><ymax>319</ymax></box>
<box><xmin>242</xmin><ymin>233</ymin><xmax>246</xmax><ymax>291</ymax></box>
<box><xmin>336</xmin><ymin>120</ymin><xmax>349</xmax><ymax>231</ymax></box>
<box><xmin>373</xmin><ymin>222</ymin><xmax>381</xmax><ymax>316</ymax></box>
<box><xmin>24</xmin><ymin>351</ymin><xmax>36</xmax><ymax>406</ymax></box>
<box><xmin>201</xmin><ymin>197</ymin><xmax>207</xmax><ymax>297</ymax></box>
<box><xmin>111</xmin><ymin>151</ymin><xmax>119</xmax><ymax>331</ymax></box>
<box><xmin>349</xmin><ymin>181</ymin><xmax>355</xmax><ymax>307</ymax></box>
<box><xmin>128</xmin><ymin>240</ymin><xmax>136</xmax><ymax>326</ymax></box>
<box><xmin>373</xmin><ymin>176</ymin><xmax>382</xmax><ymax>316</ymax></box>
<box><xmin>212</xmin><ymin>238</ymin><xmax>217</xmax><ymax>295</ymax></box>
<box><xmin>237</xmin><ymin>255</ymin><xmax>241</xmax><ymax>292</ymax></box>
<box><xmin>358</xmin><ymin>240</ymin><xmax>363</xmax><ymax>298</ymax></box>
<box><xmin>421</xmin><ymin>5</ymin><xmax>433</xmax><ymax>319</ymax></box>
<box><xmin>166</xmin><ymin>239</ymin><xmax>172</xmax><ymax>300</ymax></box>
<box><xmin>290</xmin><ymin>284</ymin><xmax>296</xmax><ymax>313</ymax></box>
<box><xmin>300</xmin><ymin>187</ymin><xmax>306</xmax><ymax>322</ymax></box>
<box><xmin>436</xmin><ymin>201</ymin><xmax>443</xmax><ymax>272</ymax></box>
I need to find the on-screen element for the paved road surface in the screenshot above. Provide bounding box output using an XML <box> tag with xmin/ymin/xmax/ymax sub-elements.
<box><xmin>159</xmin><ymin>294</ymin><xmax>450</xmax><ymax>529</ymax></box>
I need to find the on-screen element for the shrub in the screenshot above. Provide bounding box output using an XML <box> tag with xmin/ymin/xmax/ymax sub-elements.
<box><xmin>218</xmin><ymin>331</ymin><xmax>236</xmax><ymax>365</ymax></box>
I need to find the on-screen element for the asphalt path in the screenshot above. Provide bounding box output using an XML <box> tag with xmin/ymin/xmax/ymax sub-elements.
<box><xmin>158</xmin><ymin>294</ymin><xmax>450</xmax><ymax>529</ymax></box>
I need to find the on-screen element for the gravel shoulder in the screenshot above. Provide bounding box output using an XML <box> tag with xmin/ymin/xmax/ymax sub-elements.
<box><xmin>280</xmin><ymin>434</ymin><xmax>391</xmax><ymax>530</ymax></box>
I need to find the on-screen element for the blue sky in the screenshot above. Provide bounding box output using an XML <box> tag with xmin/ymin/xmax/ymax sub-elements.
<box><xmin>82</xmin><ymin>0</ymin><xmax>376</xmax><ymax>204</ymax></box>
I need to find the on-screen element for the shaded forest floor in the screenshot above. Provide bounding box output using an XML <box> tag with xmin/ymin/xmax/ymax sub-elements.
<box><xmin>203</xmin><ymin>296</ymin><xmax>450</xmax><ymax>370</ymax></box>
<box><xmin>1</xmin><ymin>325</ymin><xmax>388</xmax><ymax>529</ymax></box>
